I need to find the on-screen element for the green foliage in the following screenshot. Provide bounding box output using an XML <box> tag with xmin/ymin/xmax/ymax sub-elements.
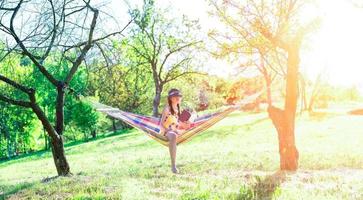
<box><xmin>126</xmin><ymin>0</ymin><xmax>203</xmax><ymax>116</ymax></box>
<box><xmin>0</xmin><ymin>52</ymin><xmax>105</xmax><ymax>159</ymax></box>
<box><xmin>310</xmin><ymin>83</ymin><xmax>362</xmax><ymax>109</ymax></box>
<box><xmin>89</xmin><ymin>63</ymin><xmax>154</xmax><ymax>115</ymax></box>
<box><xmin>69</xmin><ymin>101</ymin><xmax>99</xmax><ymax>140</ymax></box>
<box><xmin>0</xmin><ymin>103</ymin><xmax>38</xmax><ymax>159</ymax></box>
<box><xmin>0</xmin><ymin>55</ymin><xmax>39</xmax><ymax>159</ymax></box>
<box><xmin>130</xmin><ymin>0</ymin><xmax>155</xmax><ymax>30</ymax></box>
<box><xmin>161</xmin><ymin>75</ymin><xmax>230</xmax><ymax>111</ymax></box>
<box><xmin>233</xmin><ymin>185</ymin><xmax>256</xmax><ymax>200</ymax></box>
<box><xmin>226</xmin><ymin>77</ymin><xmax>265</xmax><ymax>105</ymax></box>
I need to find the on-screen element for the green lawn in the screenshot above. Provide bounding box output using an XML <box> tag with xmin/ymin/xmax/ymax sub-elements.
<box><xmin>1</xmin><ymin>110</ymin><xmax>363</xmax><ymax>200</ymax></box>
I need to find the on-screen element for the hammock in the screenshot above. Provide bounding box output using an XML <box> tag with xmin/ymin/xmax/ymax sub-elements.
<box><xmin>92</xmin><ymin>92</ymin><xmax>262</xmax><ymax>146</ymax></box>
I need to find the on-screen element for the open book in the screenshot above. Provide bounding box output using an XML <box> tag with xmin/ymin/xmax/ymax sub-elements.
<box><xmin>179</xmin><ymin>109</ymin><xmax>197</xmax><ymax>122</ymax></box>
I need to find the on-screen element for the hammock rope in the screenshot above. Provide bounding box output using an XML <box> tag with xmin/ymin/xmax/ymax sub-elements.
<box><xmin>92</xmin><ymin>92</ymin><xmax>262</xmax><ymax>146</ymax></box>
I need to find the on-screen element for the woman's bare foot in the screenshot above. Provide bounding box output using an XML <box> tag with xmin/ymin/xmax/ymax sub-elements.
<box><xmin>171</xmin><ymin>166</ymin><xmax>179</xmax><ymax>174</ymax></box>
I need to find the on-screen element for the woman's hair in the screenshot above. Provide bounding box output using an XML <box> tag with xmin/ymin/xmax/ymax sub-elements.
<box><xmin>168</xmin><ymin>88</ymin><xmax>181</xmax><ymax>116</ymax></box>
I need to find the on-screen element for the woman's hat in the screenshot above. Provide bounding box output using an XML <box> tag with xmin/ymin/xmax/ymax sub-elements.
<box><xmin>168</xmin><ymin>89</ymin><xmax>182</xmax><ymax>98</ymax></box>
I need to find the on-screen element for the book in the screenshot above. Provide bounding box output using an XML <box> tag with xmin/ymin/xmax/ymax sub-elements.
<box><xmin>179</xmin><ymin>110</ymin><xmax>192</xmax><ymax>122</ymax></box>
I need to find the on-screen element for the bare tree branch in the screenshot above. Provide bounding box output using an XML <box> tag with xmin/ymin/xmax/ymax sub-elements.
<box><xmin>0</xmin><ymin>94</ymin><xmax>32</xmax><ymax>108</ymax></box>
<box><xmin>0</xmin><ymin>74</ymin><xmax>33</xmax><ymax>94</ymax></box>
<box><xmin>64</xmin><ymin>5</ymin><xmax>99</xmax><ymax>85</ymax></box>
<box><xmin>7</xmin><ymin>0</ymin><xmax>58</xmax><ymax>86</ymax></box>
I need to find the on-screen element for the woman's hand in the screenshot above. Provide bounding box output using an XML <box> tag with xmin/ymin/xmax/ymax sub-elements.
<box><xmin>159</xmin><ymin>125</ymin><xmax>166</xmax><ymax>134</ymax></box>
<box><xmin>178</xmin><ymin>121</ymin><xmax>191</xmax><ymax>130</ymax></box>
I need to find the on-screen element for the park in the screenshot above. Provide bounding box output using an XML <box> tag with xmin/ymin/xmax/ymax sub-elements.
<box><xmin>1</xmin><ymin>0</ymin><xmax>363</xmax><ymax>199</ymax></box>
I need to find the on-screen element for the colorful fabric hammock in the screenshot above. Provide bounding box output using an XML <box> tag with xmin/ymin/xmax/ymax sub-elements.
<box><xmin>92</xmin><ymin>92</ymin><xmax>262</xmax><ymax>146</ymax></box>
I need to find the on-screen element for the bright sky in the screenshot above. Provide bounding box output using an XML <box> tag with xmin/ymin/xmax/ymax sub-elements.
<box><xmin>104</xmin><ymin>0</ymin><xmax>363</xmax><ymax>91</ymax></box>
<box><xmin>302</xmin><ymin>0</ymin><xmax>363</xmax><ymax>89</ymax></box>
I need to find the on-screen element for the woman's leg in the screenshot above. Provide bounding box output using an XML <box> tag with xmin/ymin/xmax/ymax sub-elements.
<box><xmin>166</xmin><ymin>131</ymin><xmax>178</xmax><ymax>173</ymax></box>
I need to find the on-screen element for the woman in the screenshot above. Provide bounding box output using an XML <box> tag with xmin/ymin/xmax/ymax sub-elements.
<box><xmin>160</xmin><ymin>88</ymin><xmax>190</xmax><ymax>173</ymax></box>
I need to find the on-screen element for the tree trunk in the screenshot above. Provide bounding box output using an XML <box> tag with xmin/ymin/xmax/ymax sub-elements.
<box><xmin>268</xmin><ymin>46</ymin><xmax>300</xmax><ymax>171</ymax></box>
<box><xmin>91</xmin><ymin>130</ymin><xmax>96</xmax><ymax>139</ymax></box>
<box><xmin>14</xmin><ymin>132</ymin><xmax>18</xmax><ymax>156</ymax></box>
<box><xmin>268</xmin><ymin>106</ymin><xmax>299</xmax><ymax>170</ymax></box>
<box><xmin>265</xmin><ymin>76</ymin><xmax>272</xmax><ymax>106</ymax></box>
<box><xmin>260</xmin><ymin>53</ymin><xmax>272</xmax><ymax>106</ymax></box>
<box><xmin>31</xmin><ymin>99</ymin><xmax>71</xmax><ymax>176</ymax></box>
<box><xmin>55</xmin><ymin>84</ymin><xmax>65</xmax><ymax>135</ymax></box>
<box><xmin>112</xmin><ymin>119</ymin><xmax>117</xmax><ymax>133</ymax></box>
<box><xmin>50</xmin><ymin>136</ymin><xmax>71</xmax><ymax>176</ymax></box>
<box><xmin>5</xmin><ymin>126</ymin><xmax>11</xmax><ymax>158</ymax></box>
<box><xmin>308</xmin><ymin>72</ymin><xmax>323</xmax><ymax>112</ymax></box>
<box><xmin>43</xmin><ymin>105</ymin><xmax>48</xmax><ymax>150</ymax></box>
<box><xmin>44</xmin><ymin>128</ymin><xmax>48</xmax><ymax>150</ymax></box>
<box><xmin>152</xmin><ymin>86</ymin><xmax>162</xmax><ymax>117</ymax></box>
<box><xmin>151</xmin><ymin>61</ymin><xmax>163</xmax><ymax>117</ymax></box>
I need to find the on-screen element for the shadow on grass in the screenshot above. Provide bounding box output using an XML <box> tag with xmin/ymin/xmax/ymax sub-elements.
<box><xmin>0</xmin><ymin>182</ymin><xmax>35</xmax><ymax>200</ymax></box>
<box><xmin>252</xmin><ymin>171</ymin><xmax>287</xmax><ymax>199</ymax></box>
<box><xmin>229</xmin><ymin>171</ymin><xmax>287</xmax><ymax>200</ymax></box>
<box><xmin>0</xmin><ymin>175</ymin><xmax>64</xmax><ymax>200</ymax></box>
<box><xmin>41</xmin><ymin>175</ymin><xmax>60</xmax><ymax>183</ymax></box>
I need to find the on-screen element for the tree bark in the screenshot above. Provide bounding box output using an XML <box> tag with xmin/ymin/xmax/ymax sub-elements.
<box><xmin>14</xmin><ymin>132</ymin><xmax>18</xmax><ymax>156</ymax></box>
<box><xmin>43</xmin><ymin>105</ymin><xmax>48</xmax><ymax>150</ymax></box>
<box><xmin>269</xmin><ymin>106</ymin><xmax>299</xmax><ymax>171</ymax></box>
<box><xmin>152</xmin><ymin>85</ymin><xmax>162</xmax><ymax>117</ymax></box>
<box><xmin>50</xmin><ymin>136</ymin><xmax>70</xmax><ymax>176</ymax></box>
<box><xmin>259</xmin><ymin>53</ymin><xmax>272</xmax><ymax>106</ymax></box>
<box><xmin>268</xmin><ymin>106</ymin><xmax>299</xmax><ymax>171</ymax></box>
<box><xmin>257</xmin><ymin>51</ymin><xmax>272</xmax><ymax>111</ymax></box>
<box><xmin>308</xmin><ymin>75</ymin><xmax>321</xmax><ymax>112</ymax></box>
<box><xmin>5</xmin><ymin>126</ymin><xmax>11</xmax><ymax>158</ymax></box>
<box><xmin>44</xmin><ymin>129</ymin><xmax>48</xmax><ymax>150</ymax></box>
<box><xmin>91</xmin><ymin>130</ymin><xmax>96</xmax><ymax>139</ymax></box>
<box><xmin>112</xmin><ymin>119</ymin><xmax>117</xmax><ymax>133</ymax></box>
<box><xmin>30</xmin><ymin>96</ymin><xmax>71</xmax><ymax>176</ymax></box>
<box><xmin>268</xmin><ymin>47</ymin><xmax>300</xmax><ymax>171</ymax></box>
<box><xmin>55</xmin><ymin>83</ymin><xmax>65</xmax><ymax>135</ymax></box>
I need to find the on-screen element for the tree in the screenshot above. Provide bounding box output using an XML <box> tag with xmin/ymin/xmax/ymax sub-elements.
<box><xmin>70</xmin><ymin>101</ymin><xmax>99</xmax><ymax>140</ymax></box>
<box><xmin>208</xmin><ymin>1</ymin><xmax>291</xmax><ymax>107</ymax></box>
<box><xmin>209</xmin><ymin>0</ymin><xmax>320</xmax><ymax>170</ymax></box>
<box><xmin>0</xmin><ymin>56</ymin><xmax>38</xmax><ymax>159</ymax></box>
<box><xmin>307</xmin><ymin>70</ymin><xmax>325</xmax><ymax>112</ymax></box>
<box><xmin>86</xmin><ymin>36</ymin><xmax>155</xmax><ymax>132</ymax></box>
<box><xmin>0</xmin><ymin>0</ymin><xmax>130</xmax><ymax>175</ymax></box>
<box><xmin>128</xmin><ymin>0</ymin><xmax>202</xmax><ymax>116</ymax></box>
<box><xmin>226</xmin><ymin>77</ymin><xmax>265</xmax><ymax>108</ymax></box>
<box><xmin>89</xmin><ymin>38</ymin><xmax>155</xmax><ymax>113</ymax></box>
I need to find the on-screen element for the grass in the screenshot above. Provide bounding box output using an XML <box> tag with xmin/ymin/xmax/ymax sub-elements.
<box><xmin>1</xmin><ymin>110</ymin><xmax>363</xmax><ymax>199</ymax></box>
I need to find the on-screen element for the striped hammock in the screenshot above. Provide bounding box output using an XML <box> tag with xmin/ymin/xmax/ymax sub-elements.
<box><xmin>93</xmin><ymin>92</ymin><xmax>262</xmax><ymax>146</ymax></box>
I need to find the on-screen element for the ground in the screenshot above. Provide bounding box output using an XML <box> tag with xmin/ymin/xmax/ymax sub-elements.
<box><xmin>1</xmin><ymin>109</ymin><xmax>363</xmax><ymax>200</ymax></box>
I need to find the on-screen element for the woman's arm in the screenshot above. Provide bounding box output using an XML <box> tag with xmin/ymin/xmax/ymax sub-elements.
<box><xmin>178</xmin><ymin>121</ymin><xmax>191</xmax><ymax>130</ymax></box>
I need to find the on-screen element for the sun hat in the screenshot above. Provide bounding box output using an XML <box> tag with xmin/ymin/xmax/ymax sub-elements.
<box><xmin>168</xmin><ymin>89</ymin><xmax>182</xmax><ymax>98</ymax></box>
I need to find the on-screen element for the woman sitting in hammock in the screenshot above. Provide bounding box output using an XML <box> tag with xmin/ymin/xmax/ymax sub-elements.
<box><xmin>160</xmin><ymin>88</ymin><xmax>191</xmax><ymax>173</ymax></box>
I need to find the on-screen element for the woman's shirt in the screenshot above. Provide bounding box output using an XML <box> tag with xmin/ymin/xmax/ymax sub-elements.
<box><xmin>160</xmin><ymin>107</ymin><xmax>179</xmax><ymax>134</ymax></box>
